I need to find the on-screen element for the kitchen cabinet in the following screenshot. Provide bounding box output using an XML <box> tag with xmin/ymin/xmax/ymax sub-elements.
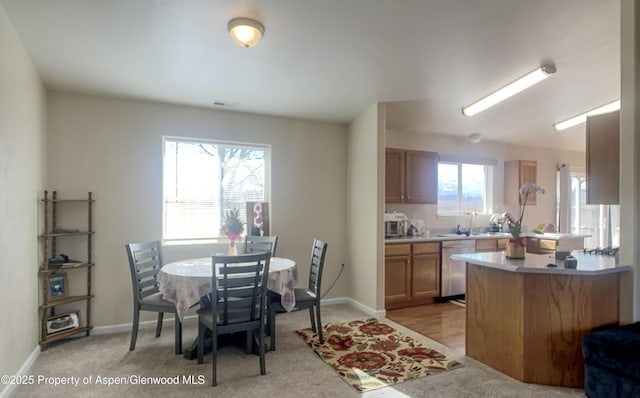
<box><xmin>475</xmin><ymin>238</ymin><xmax>509</xmax><ymax>252</ymax></box>
<box><xmin>586</xmin><ymin>111</ymin><xmax>619</xmax><ymax>205</ymax></box>
<box><xmin>504</xmin><ymin>160</ymin><xmax>537</xmax><ymax>205</ymax></box>
<box><xmin>385</xmin><ymin>242</ymin><xmax>440</xmax><ymax>309</ymax></box>
<box><xmin>385</xmin><ymin>148</ymin><xmax>438</xmax><ymax>204</ymax></box>
<box><xmin>526</xmin><ymin>237</ymin><xmax>557</xmax><ymax>254</ymax></box>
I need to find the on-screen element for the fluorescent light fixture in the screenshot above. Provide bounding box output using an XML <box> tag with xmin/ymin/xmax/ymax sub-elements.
<box><xmin>228</xmin><ymin>17</ymin><xmax>265</xmax><ymax>48</ymax></box>
<box><xmin>462</xmin><ymin>65</ymin><xmax>557</xmax><ymax>116</ymax></box>
<box><xmin>553</xmin><ymin>100</ymin><xmax>621</xmax><ymax>131</ymax></box>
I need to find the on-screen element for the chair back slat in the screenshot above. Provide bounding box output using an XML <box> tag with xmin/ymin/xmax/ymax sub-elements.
<box><xmin>211</xmin><ymin>252</ymin><xmax>271</xmax><ymax>328</ymax></box>
<box><xmin>126</xmin><ymin>240</ymin><xmax>164</xmax><ymax>303</ymax></box>
<box><xmin>244</xmin><ymin>235</ymin><xmax>278</xmax><ymax>256</ymax></box>
<box><xmin>307</xmin><ymin>239</ymin><xmax>328</xmax><ymax>295</ymax></box>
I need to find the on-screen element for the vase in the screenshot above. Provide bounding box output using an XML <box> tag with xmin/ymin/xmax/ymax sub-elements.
<box><xmin>506</xmin><ymin>240</ymin><xmax>525</xmax><ymax>259</ymax></box>
<box><xmin>227</xmin><ymin>240</ymin><xmax>238</xmax><ymax>256</ymax></box>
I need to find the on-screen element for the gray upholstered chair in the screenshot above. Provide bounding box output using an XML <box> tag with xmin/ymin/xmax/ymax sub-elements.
<box><xmin>269</xmin><ymin>238</ymin><xmax>328</xmax><ymax>350</ymax></box>
<box><xmin>197</xmin><ymin>252</ymin><xmax>272</xmax><ymax>386</ymax></box>
<box><xmin>125</xmin><ymin>240</ymin><xmax>182</xmax><ymax>354</ymax></box>
<box><xmin>244</xmin><ymin>235</ymin><xmax>278</xmax><ymax>256</ymax></box>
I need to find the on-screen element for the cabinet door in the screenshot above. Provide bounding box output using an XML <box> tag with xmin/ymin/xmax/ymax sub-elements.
<box><xmin>504</xmin><ymin>160</ymin><xmax>537</xmax><ymax>205</ymax></box>
<box><xmin>519</xmin><ymin>161</ymin><xmax>537</xmax><ymax>205</ymax></box>
<box><xmin>405</xmin><ymin>150</ymin><xmax>438</xmax><ymax>204</ymax></box>
<box><xmin>385</xmin><ymin>149</ymin><xmax>405</xmax><ymax>203</ymax></box>
<box><xmin>475</xmin><ymin>239</ymin><xmax>497</xmax><ymax>252</ymax></box>
<box><xmin>385</xmin><ymin>255</ymin><xmax>411</xmax><ymax>305</ymax></box>
<box><xmin>412</xmin><ymin>253</ymin><xmax>440</xmax><ymax>299</ymax></box>
<box><xmin>586</xmin><ymin>111</ymin><xmax>619</xmax><ymax>204</ymax></box>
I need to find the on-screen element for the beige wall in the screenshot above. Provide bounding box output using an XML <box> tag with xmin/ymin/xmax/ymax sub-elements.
<box><xmin>46</xmin><ymin>92</ymin><xmax>349</xmax><ymax>327</ymax></box>
<box><xmin>385</xmin><ymin>130</ymin><xmax>585</xmax><ymax>234</ymax></box>
<box><xmin>347</xmin><ymin>104</ymin><xmax>385</xmax><ymax>311</ymax></box>
<box><xmin>619</xmin><ymin>0</ymin><xmax>639</xmax><ymax>323</ymax></box>
<box><xmin>0</xmin><ymin>5</ymin><xmax>46</xmax><ymax>392</ymax></box>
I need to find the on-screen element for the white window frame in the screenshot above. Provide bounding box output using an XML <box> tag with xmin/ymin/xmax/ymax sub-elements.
<box><xmin>162</xmin><ymin>136</ymin><xmax>271</xmax><ymax>244</ymax></box>
<box><xmin>437</xmin><ymin>157</ymin><xmax>494</xmax><ymax>216</ymax></box>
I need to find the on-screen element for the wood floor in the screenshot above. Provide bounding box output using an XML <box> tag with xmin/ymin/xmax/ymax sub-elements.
<box><xmin>386</xmin><ymin>302</ymin><xmax>466</xmax><ymax>356</ymax></box>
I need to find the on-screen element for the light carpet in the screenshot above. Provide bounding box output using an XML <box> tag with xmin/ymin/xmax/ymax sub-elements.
<box><xmin>10</xmin><ymin>303</ymin><xmax>585</xmax><ymax>397</ymax></box>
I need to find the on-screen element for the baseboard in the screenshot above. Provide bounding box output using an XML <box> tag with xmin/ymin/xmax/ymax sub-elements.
<box><xmin>0</xmin><ymin>345</ymin><xmax>40</xmax><ymax>398</ymax></box>
<box><xmin>91</xmin><ymin>314</ymin><xmax>199</xmax><ymax>335</ymax></box>
<box><xmin>344</xmin><ymin>297</ymin><xmax>386</xmax><ymax>318</ymax></box>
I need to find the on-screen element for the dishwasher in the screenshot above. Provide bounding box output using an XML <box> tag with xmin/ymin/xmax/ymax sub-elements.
<box><xmin>441</xmin><ymin>240</ymin><xmax>475</xmax><ymax>297</ymax></box>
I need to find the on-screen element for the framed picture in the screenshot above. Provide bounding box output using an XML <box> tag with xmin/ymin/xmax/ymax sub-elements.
<box><xmin>246</xmin><ymin>201</ymin><xmax>270</xmax><ymax>236</ymax></box>
<box><xmin>46</xmin><ymin>272</ymin><xmax>68</xmax><ymax>300</ymax></box>
<box><xmin>46</xmin><ymin>311</ymin><xmax>80</xmax><ymax>335</ymax></box>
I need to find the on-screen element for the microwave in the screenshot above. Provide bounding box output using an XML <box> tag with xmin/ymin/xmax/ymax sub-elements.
<box><xmin>384</xmin><ymin>212</ymin><xmax>408</xmax><ymax>237</ymax></box>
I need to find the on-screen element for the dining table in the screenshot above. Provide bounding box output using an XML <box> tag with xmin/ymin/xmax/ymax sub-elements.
<box><xmin>158</xmin><ymin>255</ymin><xmax>298</xmax><ymax>358</ymax></box>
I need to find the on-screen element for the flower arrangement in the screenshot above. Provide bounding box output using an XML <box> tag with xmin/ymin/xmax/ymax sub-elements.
<box><xmin>504</xmin><ymin>183</ymin><xmax>545</xmax><ymax>245</ymax></box>
<box><xmin>220</xmin><ymin>209</ymin><xmax>244</xmax><ymax>243</ymax></box>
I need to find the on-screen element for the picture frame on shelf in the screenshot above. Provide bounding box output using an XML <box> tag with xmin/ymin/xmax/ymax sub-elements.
<box><xmin>46</xmin><ymin>311</ymin><xmax>80</xmax><ymax>335</ymax></box>
<box><xmin>46</xmin><ymin>272</ymin><xmax>68</xmax><ymax>300</ymax></box>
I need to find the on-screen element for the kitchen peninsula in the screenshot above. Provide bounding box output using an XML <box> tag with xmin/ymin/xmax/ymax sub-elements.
<box><xmin>451</xmin><ymin>251</ymin><xmax>630</xmax><ymax>388</ymax></box>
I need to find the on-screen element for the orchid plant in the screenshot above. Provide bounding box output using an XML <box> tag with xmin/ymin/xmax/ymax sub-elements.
<box><xmin>220</xmin><ymin>209</ymin><xmax>244</xmax><ymax>243</ymax></box>
<box><xmin>504</xmin><ymin>183</ymin><xmax>545</xmax><ymax>245</ymax></box>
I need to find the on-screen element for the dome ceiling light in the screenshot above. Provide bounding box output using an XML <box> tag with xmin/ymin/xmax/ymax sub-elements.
<box><xmin>228</xmin><ymin>17</ymin><xmax>265</xmax><ymax>48</ymax></box>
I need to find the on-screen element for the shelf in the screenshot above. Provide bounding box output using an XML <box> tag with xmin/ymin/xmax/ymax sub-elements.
<box><xmin>40</xmin><ymin>231</ymin><xmax>94</xmax><ymax>238</ymax></box>
<box><xmin>40</xmin><ymin>190</ymin><xmax>94</xmax><ymax>350</ymax></box>
<box><xmin>40</xmin><ymin>263</ymin><xmax>94</xmax><ymax>273</ymax></box>
<box><xmin>40</xmin><ymin>294</ymin><xmax>94</xmax><ymax>309</ymax></box>
<box><xmin>40</xmin><ymin>325</ymin><xmax>92</xmax><ymax>346</ymax></box>
<box><xmin>41</xmin><ymin>199</ymin><xmax>95</xmax><ymax>203</ymax></box>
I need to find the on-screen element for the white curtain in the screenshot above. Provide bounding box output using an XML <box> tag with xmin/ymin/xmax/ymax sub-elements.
<box><xmin>558</xmin><ymin>163</ymin><xmax>571</xmax><ymax>233</ymax></box>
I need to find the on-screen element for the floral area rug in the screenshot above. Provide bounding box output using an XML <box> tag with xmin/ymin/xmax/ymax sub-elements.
<box><xmin>295</xmin><ymin>318</ymin><xmax>463</xmax><ymax>392</ymax></box>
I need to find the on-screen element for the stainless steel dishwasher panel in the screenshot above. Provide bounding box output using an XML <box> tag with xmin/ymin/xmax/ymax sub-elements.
<box><xmin>441</xmin><ymin>240</ymin><xmax>475</xmax><ymax>297</ymax></box>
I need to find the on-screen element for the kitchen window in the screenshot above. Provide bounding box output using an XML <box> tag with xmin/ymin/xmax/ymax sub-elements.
<box><xmin>437</xmin><ymin>160</ymin><xmax>493</xmax><ymax>215</ymax></box>
<box><xmin>162</xmin><ymin>137</ymin><xmax>270</xmax><ymax>242</ymax></box>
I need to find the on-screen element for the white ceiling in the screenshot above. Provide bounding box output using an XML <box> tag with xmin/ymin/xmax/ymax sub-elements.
<box><xmin>1</xmin><ymin>0</ymin><xmax>620</xmax><ymax>151</ymax></box>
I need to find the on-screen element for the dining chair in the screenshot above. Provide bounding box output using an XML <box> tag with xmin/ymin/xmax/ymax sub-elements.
<box><xmin>244</xmin><ymin>235</ymin><xmax>278</xmax><ymax>256</ymax></box>
<box><xmin>197</xmin><ymin>252</ymin><xmax>272</xmax><ymax>386</ymax></box>
<box><xmin>268</xmin><ymin>238</ymin><xmax>328</xmax><ymax>350</ymax></box>
<box><xmin>126</xmin><ymin>240</ymin><xmax>182</xmax><ymax>354</ymax></box>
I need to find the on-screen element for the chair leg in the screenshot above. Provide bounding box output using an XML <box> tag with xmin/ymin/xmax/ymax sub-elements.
<box><xmin>315</xmin><ymin>303</ymin><xmax>323</xmax><ymax>344</ymax></box>
<box><xmin>174</xmin><ymin>315</ymin><xmax>182</xmax><ymax>355</ymax></box>
<box><xmin>308</xmin><ymin>307</ymin><xmax>316</xmax><ymax>333</ymax></box>
<box><xmin>269</xmin><ymin>305</ymin><xmax>277</xmax><ymax>351</ymax></box>
<box><xmin>155</xmin><ymin>312</ymin><xmax>164</xmax><ymax>337</ymax></box>
<box><xmin>130</xmin><ymin>309</ymin><xmax>140</xmax><ymax>350</ymax></box>
<box><xmin>259</xmin><ymin>329</ymin><xmax>266</xmax><ymax>376</ymax></box>
<box><xmin>211</xmin><ymin>326</ymin><xmax>218</xmax><ymax>386</ymax></box>
<box><xmin>197</xmin><ymin>321</ymin><xmax>205</xmax><ymax>364</ymax></box>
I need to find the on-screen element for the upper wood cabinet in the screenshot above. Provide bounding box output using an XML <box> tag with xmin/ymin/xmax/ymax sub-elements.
<box><xmin>385</xmin><ymin>148</ymin><xmax>438</xmax><ymax>204</ymax></box>
<box><xmin>586</xmin><ymin>111</ymin><xmax>619</xmax><ymax>205</ymax></box>
<box><xmin>504</xmin><ymin>160</ymin><xmax>537</xmax><ymax>205</ymax></box>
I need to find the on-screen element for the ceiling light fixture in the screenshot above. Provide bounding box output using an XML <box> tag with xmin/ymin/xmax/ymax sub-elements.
<box><xmin>462</xmin><ymin>64</ymin><xmax>557</xmax><ymax>116</ymax></box>
<box><xmin>553</xmin><ymin>99</ymin><xmax>621</xmax><ymax>131</ymax></box>
<box><xmin>228</xmin><ymin>17</ymin><xmax>265</xmax><ymax>48</ymax></box>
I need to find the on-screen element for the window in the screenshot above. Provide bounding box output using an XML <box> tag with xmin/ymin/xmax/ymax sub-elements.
<box><xmin>437</xmin><ymin>161</ymin><xmax>493</xmax><ymax>215</ymax></box>
<box><xmin>163</xmin><ymin>137</ymin><xmax>269</xmax><ymax>242</ymax></box>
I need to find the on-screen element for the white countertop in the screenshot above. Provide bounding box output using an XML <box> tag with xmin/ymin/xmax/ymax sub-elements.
<box><xmin>385</xmin><ymin>232</ymin><xmax>589</xmax><ymax>244</ymax></box>
<box><xmin>451</xmin><ymin>251</ymin><xmax>630</xmax><ymax>275</ymax></box>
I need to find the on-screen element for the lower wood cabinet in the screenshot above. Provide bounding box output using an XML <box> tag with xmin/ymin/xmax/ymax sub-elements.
<box><xmin>526</xmin><ymin>238</ymin><xmax>557</xmax><ymax>254</ymax></box>
<box><xmin>385</xmin><ymin>242</ymin><xmax>440</xmax><ymax>309</ymax></box>
<box><xmin>475</xmin><ymin>238</ymin><xmax>509</xmax><ymax>252</ymax></box>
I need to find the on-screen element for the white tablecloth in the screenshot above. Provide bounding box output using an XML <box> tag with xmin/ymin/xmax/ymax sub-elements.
<box><xmin>158</xmin><ymin>257</ymin><xmax>298</xmax><ymax>321</ymax></box>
